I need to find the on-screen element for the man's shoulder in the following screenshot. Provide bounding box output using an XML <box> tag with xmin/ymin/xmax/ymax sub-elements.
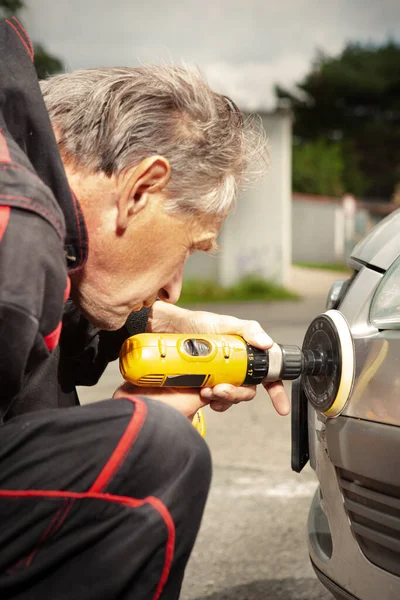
<box><xmin>0</xmin><ymin>18</ymin><xmax>68</xmax><ymax>241</ymax></box>
<box><xmin>0</xmin><ymin>128</ymin><xmax>66</xmax><ymax>240</ymax></box>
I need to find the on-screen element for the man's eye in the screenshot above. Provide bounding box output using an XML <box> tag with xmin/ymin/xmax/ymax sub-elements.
<box><xmin>189</xmin><ymin>242</ymin><xmax>219</xmax><ymax>255</ymax></box>
<box><xmin>190</xmin><ymin>247</ymin><xmax>208</xmax><ymax>256</ymax></box>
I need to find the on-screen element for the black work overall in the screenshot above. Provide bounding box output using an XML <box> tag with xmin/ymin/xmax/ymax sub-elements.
<box><xmin>0</xmin><ymin>17</ymin><xmax>211</xmax><ymax>599</ymax></box>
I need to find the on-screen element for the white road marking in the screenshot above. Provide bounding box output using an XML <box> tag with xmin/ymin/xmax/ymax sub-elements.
<box><xmin>212</xmin><ymin>475</ymin><xmax>317</xmax><ymax>498</ymax></box>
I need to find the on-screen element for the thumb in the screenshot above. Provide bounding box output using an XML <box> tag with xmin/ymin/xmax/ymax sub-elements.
<box><xmin>195</xmin><ymin>312</ymin><xmax>273</xmax><ymax>350</ymax></box>
<box><xmin>233</xmin><ymin>320</ymin><xmax>273</xmax><ymax>350</ymax></box>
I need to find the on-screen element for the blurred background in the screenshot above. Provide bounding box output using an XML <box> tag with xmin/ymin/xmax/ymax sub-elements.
<box><xmin>3</xmin><ymin>0</ymin><xmax>400</xmax><ymax>302</ymax></box>
<box><xmin>3</xmin><ymin>0</ymin><xmax>399</xmax><ymax>302</ymax></box>
<box><xmin>3</xmin><ymin>1</ymin><xmax>399</xmax><ymax>598</ymax></box>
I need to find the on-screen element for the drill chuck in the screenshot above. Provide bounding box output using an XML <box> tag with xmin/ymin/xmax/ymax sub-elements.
<box><xmin>243</xmin><ymin>342</ymin><xmax>332</xmax><ymax>384</ymax></box>
<box><xmin>280</xmin><ymin>346</ymin><xmax>304</xmax><ymax>380</ymax></box>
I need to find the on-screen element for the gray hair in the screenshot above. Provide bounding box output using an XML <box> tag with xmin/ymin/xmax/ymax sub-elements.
<box><xmin>40</xmin><ymin>65</ymin><xmax>268</xmax><ymax>216</ymax></box>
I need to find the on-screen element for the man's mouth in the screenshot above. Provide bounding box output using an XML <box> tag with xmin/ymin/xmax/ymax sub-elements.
<box><xmin>129</xmin><ymin>298</ymin><xmax>156</xmax><ymax>312</ymax></box>
<box><xmin>130</xmin><ymin>304</ymin><xmax>143</xmax><ymax>312</ymax></box>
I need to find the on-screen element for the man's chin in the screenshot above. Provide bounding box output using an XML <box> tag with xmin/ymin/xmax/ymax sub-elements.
<box><xmin>81</xmin><ymin>308</ymin><xmax>128</xmax><ymax>331</ymax></box>
<box><xmin>77</xmin><ymin>296</ymin><xmax>147</xmax><ymax>330</ymax></box>
<box><xmin>72</xmin><ymin>287</ymin><xmax>133</xmax><ymax>331</ymax></box>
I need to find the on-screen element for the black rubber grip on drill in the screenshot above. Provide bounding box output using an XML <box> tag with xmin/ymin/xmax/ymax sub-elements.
<box><xmin>244</xmin><ymin>344</ymin><xmax>269</xmax><ymax>385</ymax></box>
<box><xmin>280</xmin><ymin>345</ymin><xmax>303</xmax><ymax>380</ymax></box>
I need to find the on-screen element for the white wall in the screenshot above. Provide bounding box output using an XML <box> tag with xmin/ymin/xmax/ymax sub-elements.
<box><xmin>291</xmin><ymin>197</ymin><xmax>375</xmax><ymax>264</ymax></box>
<box><xmin>184</xmin><ymin>109</ymin><xmax>292</xmax><ymax>287</ymax></box>
<box><xmin>292</xmin><ymin>199</ymin><xmax>344</xmax><ymax>264</ymax></box>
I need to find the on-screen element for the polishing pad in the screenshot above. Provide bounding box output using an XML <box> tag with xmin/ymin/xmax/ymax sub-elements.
<box><xmin>302</xmin><ymin>310</ymin><xmax>354</xmax><ymax>417</ymax></box>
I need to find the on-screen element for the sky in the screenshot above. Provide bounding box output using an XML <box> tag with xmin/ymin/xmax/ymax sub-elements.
<box><xmin>22</xmin><ymin>0</ymin><xmax>400</xmax><ymax>111</ymax></box>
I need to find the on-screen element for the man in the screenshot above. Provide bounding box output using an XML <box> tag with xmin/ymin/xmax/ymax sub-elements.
<box><xmin>0</xmin><ymin>17</ymin><xmax>289</xmax><ymax>600</ymax></box>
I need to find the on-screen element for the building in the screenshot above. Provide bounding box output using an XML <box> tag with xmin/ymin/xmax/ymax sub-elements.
<box><xmin>292</xmin><ymin>193</ymin><xmax>398</xmax><ymax>265</ymax></box>
<box><xmin>184</xmin><ymin>107</ymin><xmax>293</xmax><ymax>287</ymax></box>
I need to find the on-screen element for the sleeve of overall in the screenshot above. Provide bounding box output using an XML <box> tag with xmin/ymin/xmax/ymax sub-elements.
<box><xmin>0</xmin><ymin>300</ymin><xmax>39</xmax><ymax>407</ymax></box>
<box><xmin>0</xmin><ymin>208</ymin><xmax>67</xmax><ymax>415</ymax></box>
<box><xmin>60</xmin><ymin>304</ymin><xmax>151</xmax><ymax>386</ymax></box>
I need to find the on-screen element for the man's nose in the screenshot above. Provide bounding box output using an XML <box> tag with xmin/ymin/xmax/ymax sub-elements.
<box><xmin>158</xmin><ymin>264</ymin><xmax>184</xmax><ymax>304</ymax></box>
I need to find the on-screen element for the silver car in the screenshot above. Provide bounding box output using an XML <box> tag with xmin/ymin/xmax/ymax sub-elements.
<box><xmin>292</xmin><ymin>209</ymin><xmax>400</xmax><ymax>600</ymax></box>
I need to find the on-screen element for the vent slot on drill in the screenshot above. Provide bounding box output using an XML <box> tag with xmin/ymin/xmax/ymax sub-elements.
<box><xmin>138</xmin><ymin>375</ymin><xmax>165</xmax><ymax>385</ymax></box>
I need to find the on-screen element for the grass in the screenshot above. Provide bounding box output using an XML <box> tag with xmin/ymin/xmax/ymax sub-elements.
<box><xmin>294</xmin><ymin>261</ymin><xmax>352</xmax><ymax>273</ymax></box>
<box><xmin>178</xmin><ymin>276</ymin><xmax>300</xmax><ymax>305</ymax></box>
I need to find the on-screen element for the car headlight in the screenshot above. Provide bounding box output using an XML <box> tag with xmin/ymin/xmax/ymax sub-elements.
<box><xmin>326</xmin><ymin>279</ymin><xmax>352</xmax><ymax>311</ymax></box>
<box><xmin>370</xmin><ymin>257</ymin><xmax>400</xmax><ymax>330</ymax></box>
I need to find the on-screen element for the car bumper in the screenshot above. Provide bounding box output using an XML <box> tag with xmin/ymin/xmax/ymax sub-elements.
<box><xmin>308</xmin><ymin>414</ymin><xmax>400</xmax><ymax>600</ymax></box>
<box><xmin>311</xmin><ymin>561</ymin><xmax>359</xmax><ymax>600</ymax></box>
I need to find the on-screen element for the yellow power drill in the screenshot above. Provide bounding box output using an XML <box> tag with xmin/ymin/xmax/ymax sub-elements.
<box><xmin>119</xmin><ymin>333</ymin><xmax>332</xmax><ymax>436</ymax></box>
<box><xmin>119</xmin><ymin>333</ymin><xmax>309</xmax><ymax>388</ymax></box>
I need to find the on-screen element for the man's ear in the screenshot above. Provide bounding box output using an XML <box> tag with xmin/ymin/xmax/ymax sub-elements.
<box><xmin>116</xmin><ymin>156</ymin><xmax>171</xmax><ymax>231</ymax></box>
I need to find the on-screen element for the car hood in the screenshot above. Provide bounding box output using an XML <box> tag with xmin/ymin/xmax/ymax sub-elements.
<box><xmin>351</xmin><ymin>208</ymin><xmax>400</xmax><ymax>271</ymax></box>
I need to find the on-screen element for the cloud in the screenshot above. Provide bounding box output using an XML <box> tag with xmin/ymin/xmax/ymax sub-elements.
<box><xmin>22</xmin><ymin>0</ymin><xmax>400</xmax><ymax>109</ymax></box>
<box><xmin>203</xmin><ymin>54</ymin><xmax>311</xmax><ymax>111</ymax></box>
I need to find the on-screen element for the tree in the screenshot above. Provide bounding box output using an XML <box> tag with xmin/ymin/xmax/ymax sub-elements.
<box><xmin>0</xmin><ymin>0</ymin><xmax>24</xmax><ymax>14</ymax></box>
<box><xmin>292</xmin><ymin>139</ymin><xmax>345</xmax><ymax>197</ymax></box>
<box><xmin>0</xmin><ymin>0</ymin><xmax>64</xmax><ymax>79</ymax></box>
<box><xmin>276</xmin><ymin>42</ymin><xmax>400</xmax><ymax>199</ymax></box>
<box><xmin>33</xmin><ymin>43</ymin><xmax>64</xmax><ymax>80</ymax></box>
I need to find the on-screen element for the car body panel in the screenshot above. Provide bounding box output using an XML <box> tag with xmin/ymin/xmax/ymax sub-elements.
<box><xmin>351</xmin><ymin>208</ymin><xmax>400</xmax><ymax>270</ymax></box>
<box><xmin>312</xmin><ymin>562</ymin><xmax>360</xmax><ymax>600</ymax></box>
<box><xmin>305</xmin><ymin>209</ymin><xmax>400</xmax><ymax>599</ymax></box>
<box><xmin>308</xmin><ymin>419</ymin><xmax>400</xmax><ymax>599</ymax></box>
<box><xmin>337</xmin><ymin>265</ymin><xmax>400</xmax><ymax>425</ymax></box>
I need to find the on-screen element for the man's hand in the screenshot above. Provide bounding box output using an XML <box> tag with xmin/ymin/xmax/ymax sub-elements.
<box><xmin>113</xmin><ymin>382</ymin><xmax>207</xmax><ymax>420</ymax></box>
<box><xmin>147</xmin><ymin>301</ymin><xmax>290</xmax><ymax>416</ymax></box>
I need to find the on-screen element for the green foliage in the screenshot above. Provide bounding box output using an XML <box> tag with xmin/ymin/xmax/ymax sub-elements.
<box><xmin>292</xmin><ymin>138</ymin><xmax>368</xmax><ymax>197</ymax></box>
<box><xmin>0</xmin><ymin>0</ymin><xmax>64</xmax><ymax>78</ymax></box>
<box><xmin>33</xmin><ymin>43</ymin><xmax>64</xmax><ymax>79</ymax></box>
<box><xmin>340</xmin><ymin>139</ymin><xmax>370</xmax><ymax>197</ymax></box>
<box><xmin>178</xmin><ymin>276</ymin><xmax>299</xmax><ymax>305</ymax></box>
<box><xmin>0</xmin><ymin>0</ymin><xmax>24</xmax><ymax>17</ymax></box>
<box><xmin>293</xmin><ymin>139</ymin><xmax>345</xmax><ymax>196</ymax></box>
<box><xmin>277</xmin><ymin>41</ymin><xmax>400</xmax><ymax>198</ymax></box>
<box><xmin>294</xmin><ymin>262</ymin><xmax>352</xmax><ymax>273</ymax></box>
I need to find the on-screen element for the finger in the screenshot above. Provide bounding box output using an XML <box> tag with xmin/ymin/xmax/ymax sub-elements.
<box><xmin>263</xmin><ymin>380</ymin><xmax>290</xmax><ymax>415</ymax></box>
<box><xmin>209</xmin><ymin>401</ymin><xmax>233</xmax><ymax>413</ymax></box>
<box><xmin>195</xmin><ymin>311</ymin><xmax>273</xmax><ymax>351</ymax></box>
<box><xmin>217</xmin><ymin>315</ymin><xmax>273</xmax><ymax>350</ymax></box>
<box><xmin>201</xmin><ymin>384</ymin><xmax>257</xmax><ymax>404</ymax></box>
<box><xmin>113</xmin><ymin>381</ymin><xmax>138</xmax><ymax>400</ymax></box>
<box><xmin>235</xmin><ymin>321</ymin><xmax>273</xmax><ymax>350</ymax></box>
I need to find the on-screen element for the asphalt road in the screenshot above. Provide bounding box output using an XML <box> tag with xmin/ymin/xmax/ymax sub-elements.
<box><xmin>78</xmin><ymin>296</ymin><xmax>333</xmax><ymax>600</ymax></box>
